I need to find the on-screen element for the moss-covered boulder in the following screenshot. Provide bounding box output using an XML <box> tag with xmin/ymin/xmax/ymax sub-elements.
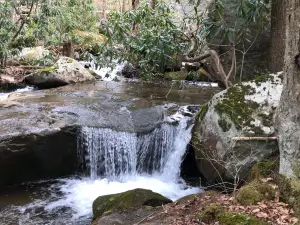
<box><xmin>198</xmin><ymin>204</ymin><xmax>267</xmax><ymax>225</ymax></box>
<box><xmin>192</xmin><ymin>73</ymin><xmax>282</xmax><ymax>185</ymax></box>
<box><xmin>236</xmin><ymin>180</ymin><xmax>275</xmax><ymax>205</ymax></box>
<box><xmin>92</xmin><ymin>188</ymin><xmax>172</xmax><ymax>220</ymax></box>
<box><xmin>24</xmin><ymin>57</ymin><xmax>95</xmax><ymax>89</ymax></box>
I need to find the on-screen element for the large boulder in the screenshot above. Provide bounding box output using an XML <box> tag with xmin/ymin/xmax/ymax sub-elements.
<box><xmin>92</xmin><ymin>188</ymin><xmax>172</xmax><ymax>220</ymax></box>
<box><xmin>192</xmin><ymin>73</ymin><xmax>282</xmax><ymax>185</ymax></box>
<box><xmin>24</xmin><ymin>57</ymin><xmax>95</xmax><ymax>88</ymax></box>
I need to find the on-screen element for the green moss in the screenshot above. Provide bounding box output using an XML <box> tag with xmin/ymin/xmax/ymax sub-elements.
<box><xmin>87</xmin><ymin>69</ymin><xmax>98</xmax><ymax>76</ymax></box>
<box><xmin>257</xmin><ymin>112</ymin><xmax>274</xmax><ymax>128</ymax></box>
<box><xmin>236</xmin><ymin>185</ymin><xmax>261</xmax><ymax>205</ymax></box>
<box><xmin>199</xmin><ymin>204</ymin><xmax>267</xmax><ymax>225</ymax></box>
<box><xmin>92</xmin><ymin>188</ymin><xmax>172</xmax><ymax>219</ymax></box>
<box><xmin>164</xmin><ymin>71</ymin><xmax>188</xmax><ymax>80</ymax></box>
<box><xmin>218</xmin><ymin>117</ymin><xmax>232</xmax><ymax>132</ymax></box>
<box><xmin>198</xmin><ymin>203</ymin><xmax>225</xmax><ymax>223</ymax></box>
<box><xmin>67</xmin><ymin>58</ymin><xmax>73</xmax><ymax>63</ymax></box>
<box><xmin>253</xmin><ymin>74</ymin><xmax>272</xmax><ymax>85</ymax></box>
<box><xmin>236</xmin><ymin>180</ymin><xmax>275</xmax><ymax>205</ymax></box>
<box><xmin>214</xmin><ymin>84</ymin><xmax>259</xmax><ymax>130</ymax></box>
<box><xmin>218</xmin><ymin>212</ymin><xmax>268</xmax><ymax>225</ymax></box>
<box><xmin>205</xmin><ymin>190</ymin><xmax>218</xmax><ymax>197</ymax></box>
<box><xmin>250</xmin><ymin>160</ymin><xmax>278</xmax><ymax>180</ymax></box>
<box><xmin>35</xmin><ymin>66</ymin><xmax>58</xmax><ymax>73</ymax></box>
<box><xmin>197</xmin><ymin>103</ymin><xmax>209</xmax><ymax>122</ymax></box>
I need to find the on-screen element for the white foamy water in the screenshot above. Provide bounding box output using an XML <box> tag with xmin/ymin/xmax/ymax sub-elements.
<box><xmin>80</xmin><ymin>54</ymin><xmax>125</xmax><ymax>81</ymax></box>
<box><xmin>0</xmin><ymin>86</ymin><xmax>33</xmax><ymax>101</ymax></box>
<box><xmin>49</xmin><ymin>175</ymin><xmax>199</xmax><ymax>220</ymax></box>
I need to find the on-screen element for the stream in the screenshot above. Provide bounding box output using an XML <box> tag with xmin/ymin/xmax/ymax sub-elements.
<box><xmin>0</xmin><ymin>80</ymin><xmax>220</xmax><ymax>224</ymax></box>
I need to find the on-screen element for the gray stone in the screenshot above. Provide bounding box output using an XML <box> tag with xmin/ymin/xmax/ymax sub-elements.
<box><xmin>192</xmin><ymin>73</ymin><xmax>282</xmax><ymax>185</ymax></box>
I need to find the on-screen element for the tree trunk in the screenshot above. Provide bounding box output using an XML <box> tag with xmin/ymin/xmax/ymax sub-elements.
<box><xmin>62</xmin><ymin>41</ymin><xmax>74</xmax><ymax>58</ymax></box>
<box><xmin>102</xmin><ymin>0</ymin><xmax>107</xmax><ymax>18</ymax></box>
<box><xmin>269</xmin><ymin>0</ymin><xmax>286</xmax><ymax>73</ymax></box>
<box><xmin>132</xmin><ymin>0</ymin><xmax>139</xmax><ymax>10</ymax></box>
<box><xmin>150</xmin><ymin>0</ymin><xmax>156</xmax><ymax>9</ymax></box>
<box><xmin>122</xmin><ymin>0</ymin><xmax>126</xmax><ymax>12</ymax></box>
<box><xmin>276</xmin><ymin>0</ymin><xmax>300</xmax><ymax>178</ymax></box>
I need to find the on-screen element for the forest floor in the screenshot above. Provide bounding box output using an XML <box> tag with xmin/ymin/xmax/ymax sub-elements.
<box><xmin>141</xmin><ymin>191</ymin><xmax>298</xmax><ymax>225</ymax></box>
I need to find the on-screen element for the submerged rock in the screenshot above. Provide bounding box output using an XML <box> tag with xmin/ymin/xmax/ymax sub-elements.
<box><xmin>24</xmin><ymin>57</ymin><xmax>95</xmax><ymax>89</ymax></box>
<box><xmin>192</xmin><ymin>73</ymin><xmax>282</xmax><ymax>185</ymax></box>
<box><xmin>92</xmin><ymin>188</ymin><xmax>172</xmax><ymax>220</ymax></box>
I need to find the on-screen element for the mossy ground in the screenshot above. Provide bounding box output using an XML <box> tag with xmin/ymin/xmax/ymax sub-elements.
<box><xmin>218</xmin><ymin>211</ymin><xmax>268</xmax><ymax>225</ymax></box>
<box><xmin>277</xmin><ymin>176</ymin><xmax>300</xmax><ymax>217</ymax></box>
<box><xmin>236</xmin><ymin>180</ymin><xmax>275</xmax><ymax>205</ymax></box>
<box><xmin>198</xmin><ymin>203</ymin><xmax>224</xmax><ymax>223</ymax></box>
<box><xmin>198</xmin><ymin>203</ymin><xmax>268</xmax><ymax>225</ymax></box>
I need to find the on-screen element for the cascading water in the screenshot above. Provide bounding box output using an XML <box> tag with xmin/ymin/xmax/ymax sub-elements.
<box><xmin>0</xmin><ymin>106</ymin><xmax>200</xmax><ymax>224</ymax></box>
<box><xmin>77</xmin><ymin>122</ymin><xmax>180</xmax><ymax>179</ymax></box>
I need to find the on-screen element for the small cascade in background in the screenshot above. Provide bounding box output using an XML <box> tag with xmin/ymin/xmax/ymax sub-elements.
<box><xmin>79</xmin><ymin>53</ymin><xmax>124</xmax><ymax>81</ymax></box>
<box><xmin>0</xmin><ymin>86</ymin><xmax>33</xmax><ymax>101</ymax></box>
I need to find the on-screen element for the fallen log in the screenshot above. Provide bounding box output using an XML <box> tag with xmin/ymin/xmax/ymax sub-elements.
<box><xmin>232</xmin><ymin>137</ymin><xmax>278</xmax><ymax>141</ymax></box>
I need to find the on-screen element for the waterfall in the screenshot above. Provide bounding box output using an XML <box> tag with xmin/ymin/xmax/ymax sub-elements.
<box><xmin>78</xmin><ymin>115</ymin><xmax>191</xmax><ymax>181</ymax></box>
<box><xmin>0</xmin><ymin>107</ymin><xmax>200</xmax><ymax>224</ymax></box>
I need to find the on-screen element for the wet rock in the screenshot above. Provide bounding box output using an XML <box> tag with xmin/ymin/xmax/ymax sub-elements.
<box><xmin>0</xmin><ymin>126</ymin><xmax>78</xmax><ymax>189</ymax></box>
<box><xmin>0</xmin><ymin>75</ymin><xmax>25</xmax><ymax>90</ymax></box>
<box><xmin>121</xmin><ymin>63</ymin><xmax>139</xmax><ymax>78</ymax></box>
<box><xmin>192</xmin><ymin>73</ymin><xmax>282</xmax><ymax>185</ymax></box>
<box><xmin>92</xmin><ymin>188</ymin><xmax>172</xmax><ymax>220</ymax></box>
<box><xmin>24</xmin><ymin>57</ymin><xmax>95</xmax><ymax>89</ymax></box>
<box><xmin>92</xmin><ymin>207</ymin><xmax>159</xmax><ymax>225</ymax></box>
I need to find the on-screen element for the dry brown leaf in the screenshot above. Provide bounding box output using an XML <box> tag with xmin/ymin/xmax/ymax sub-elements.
<box><xmin>252</xmin><ymin>208</ymin><xmax>260</xmax><ymax>213</ymax></box>
<box><xmin>260</xmin><ymin>177</ymin><xmax>273</xmax><ymax>183</ymax></box>
<box><xmin>256</xmin><ymin>212</ymin><xmax>268</xmax><ymax>218</ymax></box>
